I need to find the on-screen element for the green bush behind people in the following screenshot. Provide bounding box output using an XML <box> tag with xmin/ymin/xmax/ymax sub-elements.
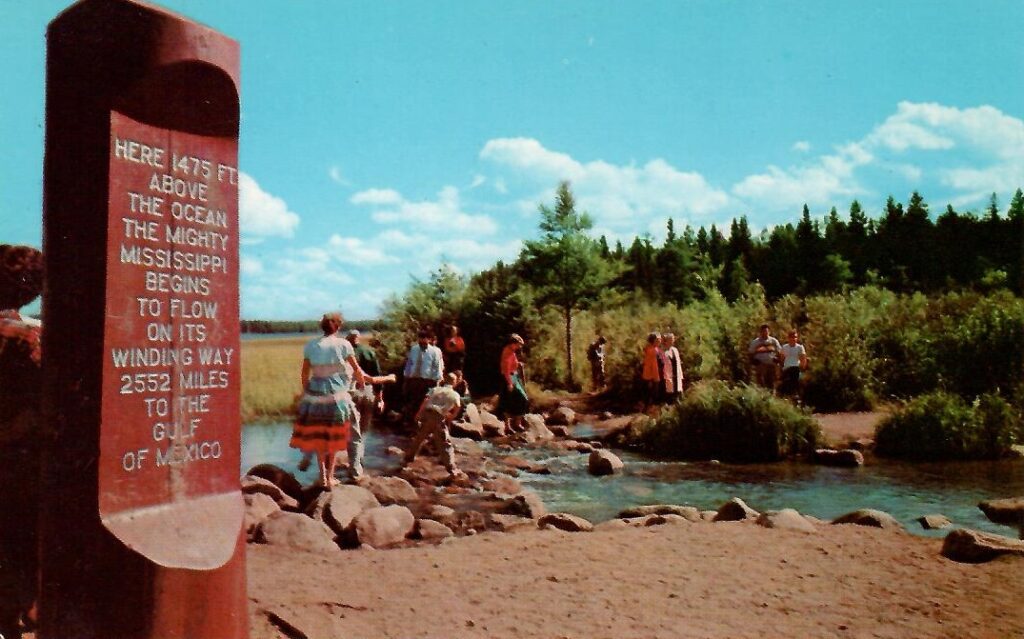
<box><xmin>628</xmin><ymin>381</ymin><xmax>822</xmax><ymax>463</ymax></box>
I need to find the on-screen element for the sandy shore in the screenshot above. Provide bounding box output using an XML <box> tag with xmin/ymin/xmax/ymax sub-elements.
<box><xmin>247</xmin><ymin>519</ymin><xmax>1023</xmax><ymax>639</ymax></box>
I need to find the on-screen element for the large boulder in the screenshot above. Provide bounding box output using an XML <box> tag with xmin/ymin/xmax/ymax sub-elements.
<box><xmin>588</xmin><ymin>450</ymin><xmax>624</xmax><ymax>476</ymax></box>
<box><xmin>520</xmin><ymin>414</ymin><xmax>555</xmax><ymax>443</ymax></box>
<box><xmin>538</xmin><ymin>513</ymin><xmax>593</xmax><ymax>532</ymax></box>
<box><xmin>917</xmin><ymin>514</ymin><xmax>952</xmax><ymax>530</ymax></box>
<box><xmin>254</xmin><ymin>511</ymin><xmax>339</xmax><ymax>553</ymax></box>
<box><xmin>245</xmin><ymin>464</ymin><xmax>304</xmax><ymax>501</ymax></box>
<box><xmin>941</xmin><ymin>528</ymin><xmax>1024</xmax><ymax>563</ymax></box>
<box><xmin>415</xmin><ymin>518</ymin><xmax>455</xmax><ymax>541</ymax></box>
<box><xmin>547</xmin><ymin>407</ymin><xmax>576</xmax><ymax>426</ymax></box>
<box><xmin>618</xmin><ymin>505</ymin><xmax>701</xmax><ymax>522</ymax></box>
<box><xmin>548</xmin><ymin>425</ymin><xmax>572</xmax><ymax>438</ymax></box>
<box><xmin>464</xmin><ymin>403</ymin><xmax>484</xmax><ymax>429</ymax></box>
<box><xmin>306</xmin><ymin>484</ymin><xmax>380</xmax><ymax>534</ymax></box>
<box><xmin>479</xmin><ymin>409</ymin><xmax>506</xmax><ymax>437</ymax></box>
<box><xmin>450</xmin><ymin>419</ymin><xmax>485</xmax><ymax>440</ymax></box>
<box><xmin>351</xmin><ymin>505</ymin><xmax>416</xmax><ymax>548</ymax></box>
<box><xmin>482</xmin><ymin>476</ymin><xmax>523</xmax><ymax>496</ymax></box>
<box><xmin>499</xmin><ymin>491</ymin><xmax>546</xmax><ymax>519</ymax></box>
<box><xmin>241</xmin><ymin>475</ymin><xmax>300</xmax><ymax>511</ymax></box>
<box><xmin>831</xmin><ymin>509</ymin><xmax>903</xmax><ymax>531</ymax></box>
<box><xmin>814</xmin><ymin>448</ymin><xmax>865</xmax><ymax>467</ymax></box>
<box><xmin>422</xmin><ymin>504</ymin><xmax>456</xmax><ymax>525</ymax></box>
<box><xmin>978</xmin><ymin>497</ymin><xmax>1024</xmax><ymax>527</ymax></box>
<box><xmin>756</xmin><ymin>509</ymin><xmax>816</xmax><ymax>533</ymax></box>
<box><xmin>714</xmin><ymin>498</ymin><xmax>759</xmax><ymax>522</ymax></box>
<box><xmin>359</xmin><ymin>476</ymin><xmax>417</xmax><ymax>505</ymax></box>
<box><xmin>244</xmin><ymin>492</ymin><xmax>280</xmax><ymax>535</ymax></box>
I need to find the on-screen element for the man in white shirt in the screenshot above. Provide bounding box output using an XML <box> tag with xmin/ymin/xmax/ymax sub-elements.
<box><xmin>402</xmin><ymin>373</ymin><xmax>464</xmax><ymax>479</ymax></box>
<box><xmin>402</xmin><ymin>329</ymin><xmax>444</xmax><ymax>426</ymax></box>
<box><xmin>779</xmin><ymin>329</ymin><xmax>808</xmax><ymax>400</ymax></box>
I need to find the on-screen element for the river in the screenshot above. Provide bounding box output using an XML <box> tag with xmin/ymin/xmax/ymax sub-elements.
<box><xmin>242</xmin><ymin>421</ymin><xmax>1024</xmax><ymax>538</ymax></box>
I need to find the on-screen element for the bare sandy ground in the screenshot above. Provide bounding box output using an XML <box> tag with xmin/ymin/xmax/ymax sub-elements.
<box><xmin>814</xmin><ymin>411</ymin><xmax>888</xmax><ymax>446</ymax></box>
<box><xmin>248</xmin><ymin>519</ymin><xmax>1024</xmax><ymax>639</ymax></box>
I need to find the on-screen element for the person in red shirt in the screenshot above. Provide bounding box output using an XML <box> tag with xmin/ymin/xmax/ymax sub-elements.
<box><xmin>496</xmin><ymin>333</ymin><xmax>528</xmax><ymax>432</ymax></box>
<box><xmin>442</xmin><ymin>324</ymin><xmax>466</xmax><ymax>374</ymax></box>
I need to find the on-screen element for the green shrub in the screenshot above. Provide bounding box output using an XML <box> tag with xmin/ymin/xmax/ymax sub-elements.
<box><xmin>635</xmin><ymin>381</ymin><xmax>821</xmax><ymax>462</ymax></box>
<box><xmin>874</xmin><ymin>392</ymin><xmax>1022</xmax><ymax>460</ymax></box>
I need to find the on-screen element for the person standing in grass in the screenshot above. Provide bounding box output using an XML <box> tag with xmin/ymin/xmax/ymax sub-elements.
<box><xmin>641</xmin><ymin>332</ymin><xmax>664</xmax><ymax>410</ymax></box>
<box><xmin>661</xmin><ymin>333</ymin><xmax>684</xmax><ymax>402</ymax></box>
<box><xmin>748</xmin><ymin>323</ymin><xmax>783</xmax><ymax>393</ymax></box>
<box><xmin>778</xmin><ymin>329</ymin><xmax>808</xmax><ymax>402</ymax></box>
<box><xmin>587</xmin><ymin>336</ymin><xmax>607</xmax><ymax>391</ymax></box>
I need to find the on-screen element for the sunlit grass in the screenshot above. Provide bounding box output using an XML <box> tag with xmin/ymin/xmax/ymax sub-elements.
<box><xmin>241</xmin><ymin>337</ymin><xmax>306</xmax><ymax>421</ymax></box>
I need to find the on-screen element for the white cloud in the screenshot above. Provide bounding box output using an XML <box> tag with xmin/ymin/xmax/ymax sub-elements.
<box><xmin>792</xmin><ymin>141</ymin><xmax>811</xmax><ymax>152</ymax></box>
<box><xmin>480</xmin><ymin>138</ymin><xmax>730</xmax><ymax>230</ymax></box>
<box><xmin>238</xmin><ymin>172</ymin><xmax>300</xmax><ymax>238</ymax></box>
<box><xmin>240</xmin><ymin>256</ymin><xmax>263</xmax><ymax>275</ymax></box>
<box><xmin>350</xmin><ymin>188</ymin><xmax>403</xmax><ymax>205</ymax></box>
<box><xmin>732</xmin><ymin>142</ymin><xmax>872</xmax><ymax>211</ymax></box>
<box><xmin>357</xmin><ymin>185</ymin><xmax>498</xmax><ymax>235</ymax></box>
<box><xmin>327</xmin><ymin>233</ymin><xmax>398</xmax><ymax>265</ymax></box>
<box><xmin>469</xmin><ymin>174</ymin><xmax>486</xmax><ymax>189</ymax></box>
<box><xmin>328</xmin><ymin>165</ymin><xmax>349</xmax><ymax>186</ymax></box>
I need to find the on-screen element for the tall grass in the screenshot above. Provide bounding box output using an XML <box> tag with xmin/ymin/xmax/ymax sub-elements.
<box><xmin>241</xmin><ymin>336</ymin><xmax>306</xmax><ymax>420</ymax></box>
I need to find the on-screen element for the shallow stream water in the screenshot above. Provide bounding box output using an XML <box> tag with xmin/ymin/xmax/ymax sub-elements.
<box><xmin>242</xmin><ymin>421</ymin><xmax>1024</xmax><ymax>538</ymax></box>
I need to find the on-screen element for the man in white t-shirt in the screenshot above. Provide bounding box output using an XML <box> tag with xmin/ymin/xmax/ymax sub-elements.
<box><xmin>778</xmin><ymin>329</ymin><xmax>808</xmax><ymax>400</ymax></box>
<box><xmin>402</xmin><ymin>373</ymin><xmax>464</xmax><ymax>479</ymax></box>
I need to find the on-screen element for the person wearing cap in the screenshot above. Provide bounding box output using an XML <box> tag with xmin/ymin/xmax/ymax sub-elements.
<box><xmin>0</xmin><ymin>244</ymin><xmax>43</xmax><ymax>639</ymax></box>
<box><xmin>402</xmin><ymin>329</ymin><xmax>444</xmax><ymax>426</ymax></box>
<box><xmin>496</xmin><ymin>333</ymin><xmax>529</xmax><ymax>432</ymax></box>
<box><xmin>402</xmin><ymin>372</ymin><xmax>465</xmax><ymax>479</ymax></box>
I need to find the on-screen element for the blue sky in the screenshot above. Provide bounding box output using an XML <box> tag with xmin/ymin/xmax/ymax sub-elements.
<box><xmin>3</xmin><ymin>1</ymin><xmax>1023</xmax><ymax>319</ymax></box>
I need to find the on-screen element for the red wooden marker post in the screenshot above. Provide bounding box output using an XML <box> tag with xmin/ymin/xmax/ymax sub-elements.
<box><xmin>40</xmin><ymin>1</ymin><xmax>246</xmax><ymax>636</ymax></box>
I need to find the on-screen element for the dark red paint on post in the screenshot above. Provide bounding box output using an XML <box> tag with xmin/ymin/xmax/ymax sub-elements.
<box><xmin>41</xmin><ymin>1</ymin><xmax>246</xmax><ymax>637</ymax></box>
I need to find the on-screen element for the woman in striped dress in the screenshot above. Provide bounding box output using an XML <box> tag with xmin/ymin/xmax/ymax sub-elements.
<box><xmin>291</xmin><ymin>312</ymin><xmax>366</xmax><ymax>487</ymax></box>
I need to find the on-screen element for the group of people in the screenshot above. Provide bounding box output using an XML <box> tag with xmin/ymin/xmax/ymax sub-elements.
<box><xmin>747</xmin><ymin>323</ymin><xmax>808</xmax><ymax>399</ymax></box>
<box><xmin>289</xmin><ymin>319</ymin><xmax>530</xmax><ymax>486</ymax></box>
<box><xmin>640</xmin><ymin>332</ymin><xmax>685</xmax><ymax>410</ymax></box>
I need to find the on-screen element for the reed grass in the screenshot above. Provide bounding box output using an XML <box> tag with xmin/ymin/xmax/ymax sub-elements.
<box><xmin>241</xmin><ymin>336</ymin><xmax>307</xmax><ymax>421</ymax></box>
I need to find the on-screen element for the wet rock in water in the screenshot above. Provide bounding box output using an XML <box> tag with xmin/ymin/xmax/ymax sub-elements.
<box><xmin>848</xmin><ymin>438</ymin><xmax>875</xmax><ymax>451</ymax></box>
<box><xmin>813</xmin><ymin>448</ymin><xmax>865</xmax><ymax>467</ymax></box>
<box><xmin>422</xmin><ymin>504</ymin><xmax>456</xmax><ymax>524</ymax></box>
<box><xmin>482</xmin><ymin>475</ymin><xmax>523</xmax><ymax>496</ymax></box>
<box><xmin>489</xmin><ymin>513</ymin><xmax>538</xmax><ymax>533</ymax></box>
<box><xmin>386</xmin><ymin>445</ymin><xmax>405</xmax><ymax>457</ymax></box>
<box><xmin>351</xmin><ymin>505</ymin><xmax>416</xmax><ymax>548</ymax></box>
<box><xmin>415</xmin><ymin>518</ymin><xmax>455</xmax><ymax>541</ymax></box>
<box><xmin>499</xmin><ymin>491</ymin><xmax>546</xmax><ymax>519</ymax></box>
<box><xmin>978</xmin><ymin>497</ymin><xmax>1024</xmax><ymax>527</ymax></box>
<box><xmin>245</xmin><ymin>463</ymin><xmax>305</xmax><ymax>501</ymax></box>
<box><xmin>917</xmin><ymin>514</ymin><xmax>953</xmax><ymax>530</ymax></box>
<box><xmin>254</xmin><ymin>511</ymin><xmax>339</xmax><ymax>554</ymax></box>
<box><xmin>618</xmin><ymin>505</ymin><xmax>701</xmax><ymax>522</ymax></box>
<box><xmin>547</xmin><ymin>406</ymin><xmax>576</xmax><ymax>426</ymax></box>
<box><xmin>359</xmin><ymin>476</ymin><xmax>417</xmax><ymax>505</ymax></box>
<box><xmin>452</xmin><ymin>437</ymin><xmax>484</xmax><ymax>456</ymax></box>
<box><xmin>464</xmin><ymin>403</ymin><xmax>484</xmax><ymax>428</ymax></box>
<box><xmin>831</xmin><ymin>509</ymin><xmax>903</xmax><ymax>530</ymax></box>
<box><xmin>451</xmin><ymin>419</ymin><xmax>485</xmax><ymax>440</ymax></box>
<box><xmin>520</xmin><ymin>414</ymin><xmax>555</xmax><ymax>443</ymax></box>
<box><xmin>563</xmin><ymin>440</ymin><xmax>595</xmax><ymax>454</ymax></box>
<box><xmin>941</xmin><ymin>528</ymin><xmax>1024</xmax><ymax>563</ymax></box>
<box><xmin>503</xmin><ymin>456</ymin><xmax>535</xmax><ymax>471</ymax></box>
<box><xmin>244</xmin><ymin>493</ymin><xmax>280</xmax><ymax>536</ymax></box>
<box><xmin>241</xmin><ymin>474</ymin><xmax>300</xmax><ymax>511</ymax></box>
<box><xmin>538</xmin><ymin>513</ymin><xmax>593</xmax><ymax>532</ymax></box>
<box><xmin>756</xmin><ymin>509</ymin><xmax>816</xmax><ymax>533</ymax></box>
<box><xmin>714</xmin><ymin>498</ymin><xmax>760</xmax><ymax>522</ymax></box>
<box><xmin>548</xmin><ymin>425</ymin><xmax>572</xmax><ymax>438</ymax></box>
<box><xmin>588</xmin><ymin>450</ymin><xmax>624</xmax><ymax>476</ymax></box>
<box><xmin>479</xmin><ymin>409</ymin><xmax>506</xmax><ymax>437</ymax></box>
<box><xmin>306</xmin><ymin>485</ymin><xmax>380</xmax><ymax>534</ymax></box>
